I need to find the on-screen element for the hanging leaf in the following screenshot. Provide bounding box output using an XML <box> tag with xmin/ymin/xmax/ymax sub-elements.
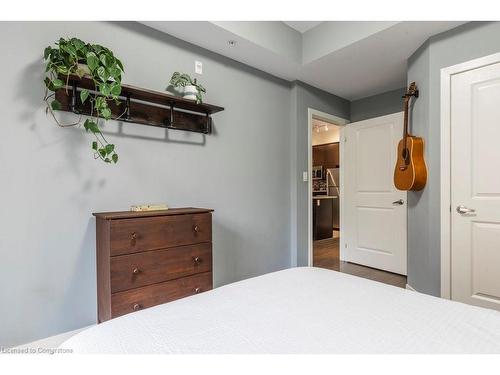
<box><xmin>51</xmin><ymin>99</ymin><xmax>61</xmax><ymax>111</ymax></box>
<box><xmin>86</xmin><ymin>52</ymin><xmax>99</xmax><ymax>71</ymax></box>
<box><xmin>100</xmin><ymin>106</ymin><xmax>112</xmax><ymax>120</ymax></box>
<box><xmin>96</xmin><ymin>66</ymin><xmax>108</xmax><ymax>82</ymax></box>
<box><xmin>83</xmin><ymin>119</ymin><xmax>100</xmax><ymax>133</ymax></box>
<box><xmin>112</xmin><ymin>153</ymin><xmax>118</xmax><ymax>163</ymax></box>
<box><xmin>99</xmin><ymin>82</ymin><xmax>111</xmax><ymax>96</ymax></box>
<box><xmin>80</xmin><ymin>89</ymin><xmax>89</xmax><ymax>104</ymax></box>
<box><xmin>104</xmin><ymin>144</ymin><xmax>115</xmax><ymax>154</ymax></box>
<box><xmin>44</xmin><ymin>46</ymin><xmax>52</xmax><ymax>60</ymax></box>
<box><xmin>110</xmin><ymin>82</ymin><xmax>121</xmax><ymax>96</ymax></box>
<box><xmin>98</xmin><ymin>148</ymin><xmax>107</xmax><ymax>158</ymax></box>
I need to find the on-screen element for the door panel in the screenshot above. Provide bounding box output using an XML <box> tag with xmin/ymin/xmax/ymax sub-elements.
<box><xmin>343</xmin><ymin>112</ymin><xmax>407</xmax><ymax>275</ymax></box>
<box><xmin>471</xmin><ymin>222</ymin><xmax>500</xmax><ymax>304</ymax></box>
<box><xmin>451</xmin><ymin>62</ymin><xmax>500</xmax><ymax>310</ymax></box>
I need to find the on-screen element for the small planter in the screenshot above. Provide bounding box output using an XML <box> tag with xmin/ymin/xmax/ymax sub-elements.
<box><xmin>76</xmin><ymin>63</ymin><xmax>92</xmax><ymax>78</ymax></box>
<box><xmin>169</xmin><ymin>72</ymin><xmax>206</xmax><ymax>104</ymax></box>
<box><xmin>183</xmin><ymin>85</ymin><xmax>198</xmax><ymax>100</ymax></box>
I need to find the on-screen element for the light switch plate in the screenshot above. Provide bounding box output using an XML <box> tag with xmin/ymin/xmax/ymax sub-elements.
<box><xmin>195</xmin><ymin>61</ymin><xmax>203</xmax><ymax>74</ymax></box>
<box><xmin>303</xmin><ymin>171</ymin><xmax>308</xmax><ymax>182</ymax></box>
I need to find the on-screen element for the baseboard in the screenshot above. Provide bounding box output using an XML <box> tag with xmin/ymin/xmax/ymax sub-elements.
<box><xmin>406</xmin><ymin>283</ymin><xmax>417</xmax><ymax>292</ymax></box>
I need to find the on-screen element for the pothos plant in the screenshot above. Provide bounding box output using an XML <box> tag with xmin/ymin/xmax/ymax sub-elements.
<box><xmin>169</xmin><ymin>72</ymin><xmax>206</xmax><ymax>104</ymax></box>
<box><xmin>43</xmin><ymin>37</ymin><xmax>125</xmax><ymax>163</ymax></box>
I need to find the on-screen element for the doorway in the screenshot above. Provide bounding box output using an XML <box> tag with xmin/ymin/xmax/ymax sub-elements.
<box><xmin>307</xmin><ymin>109</ymin><xmax>407</xmax><ymax>288</ymax></box>
<box><xmin>307</xmin><ymin>109</ymin><xmax>348</xmax><ymax>270</ymax></box>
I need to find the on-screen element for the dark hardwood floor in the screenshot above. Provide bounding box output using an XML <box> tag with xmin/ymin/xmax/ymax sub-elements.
<box><xmin>313</xmin><ymin>235</ymin><xmax>407</xmax><ymax>288</ymax></box>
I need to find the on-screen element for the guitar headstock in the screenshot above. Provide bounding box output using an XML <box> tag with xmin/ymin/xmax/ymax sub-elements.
<box><xmin>403</xmin><ymin>82</ymin><xmax>419</xmax><ymax>99</ymax></box>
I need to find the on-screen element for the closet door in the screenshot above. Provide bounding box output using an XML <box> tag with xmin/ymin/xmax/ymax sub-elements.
<box><xmin>450</xmin><ymin>61</ymin><xmax>500</xmax><ymax>311</ymax></box>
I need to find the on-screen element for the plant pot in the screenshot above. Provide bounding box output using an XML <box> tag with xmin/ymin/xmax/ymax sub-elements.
<box><xmin>76</xmin><ymin>63</ymin><xmax>92</xmax><ymax>78</ymax></box>
<box><xmin>183</xmin><ymin>85</ymin><xmax>198</xmax><ymax>100</ymax></box>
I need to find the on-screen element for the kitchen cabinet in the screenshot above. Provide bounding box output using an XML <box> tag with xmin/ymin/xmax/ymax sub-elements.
<box><xmin>313</xmin><ymin>197</ymin><xmax>333</xmax><ymax>240</ymax></box>
<box><xmin>312</xmin><ymin>142</ymin><xmax>339</xmax><ymax>169</ymax></box>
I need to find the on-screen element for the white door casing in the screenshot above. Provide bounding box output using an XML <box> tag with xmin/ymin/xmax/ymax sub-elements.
<box><xmin>343</xmin><ymin>112</ymin><xmax>407</xmax><ymax>275</ymax></box>
<box><xmin>448</xmin><ymin>61</ymin><xmax>500</xmax><ymax>311</ymax></box>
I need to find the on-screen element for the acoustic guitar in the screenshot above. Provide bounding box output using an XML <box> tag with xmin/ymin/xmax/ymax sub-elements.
<box><xmin>393</xmin><ymin>82</ymin><xmax>427</xmax><ymax>191</ymax></box>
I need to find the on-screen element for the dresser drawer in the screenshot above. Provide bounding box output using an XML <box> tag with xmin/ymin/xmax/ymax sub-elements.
<box><xmin>109</xmin><ymin>213</ymin><xmax>211</xmax><ymax>256</ymax></box>
<box><xmin>111</xmin><ymin>272</ymin><xmax>212</xmax><ymax>318</ymax></box>
<box><xmin>110</xmin><ymin>243</ymin><xmax>212</xmax><ymax>293</ymax></box>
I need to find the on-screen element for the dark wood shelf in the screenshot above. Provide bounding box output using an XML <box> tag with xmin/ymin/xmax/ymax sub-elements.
<box><xmin>55</xmin><ymin>75</ymin><xmax>224</xmax><ymax>134</ymax></box>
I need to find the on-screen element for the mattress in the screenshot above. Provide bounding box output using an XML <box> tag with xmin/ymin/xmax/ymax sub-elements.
<box><xmin>62</xmin><ymin>267</ymin><xmax>500</xmax><ymax>353</ymax></box>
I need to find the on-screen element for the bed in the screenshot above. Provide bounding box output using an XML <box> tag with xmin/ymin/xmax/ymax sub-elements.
<box><xmin>62</xmin><ymin>267</ymin><xmax>500</xmax><ymax>354</ymax></box>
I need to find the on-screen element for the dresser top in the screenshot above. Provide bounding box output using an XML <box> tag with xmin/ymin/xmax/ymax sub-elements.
<box><xmin>93</xmin><ymin>207</ymin><xmax>213</xmax><ymax>220</ymax></box>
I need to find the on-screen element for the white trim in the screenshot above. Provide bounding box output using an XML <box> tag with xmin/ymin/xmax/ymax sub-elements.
<box><xmin>406</xmin><ymin>284</ymin><xmax>417</xmax><ymax>292</ymax></box>
<box><xmin>440</xmin><ymin>51</ymin><xmax>500</xmax><ymax>299</ymax></box>
<box><xmin>307</xmin><ymin>108</ymin><xmax>349</xmax><ymax>266</ymax></box>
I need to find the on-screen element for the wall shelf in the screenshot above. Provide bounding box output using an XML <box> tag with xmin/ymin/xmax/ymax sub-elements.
<box><xmin>55</xmin><ymin>75</ymin><xmax>224</xmax><ymax>134</ymax></box>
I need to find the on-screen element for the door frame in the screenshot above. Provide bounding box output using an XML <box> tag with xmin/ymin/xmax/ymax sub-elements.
<box><xmin>307</xmin><ymin>108</ymin><xmax>349</xmax><ymax>266</ymax></box>
<box><xmin>440</xmin><ymin>51</ymin><xmax>500</xmax><ymax>299</ymax></box>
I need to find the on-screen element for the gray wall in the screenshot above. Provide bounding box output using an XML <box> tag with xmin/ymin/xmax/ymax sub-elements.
<box><xmin>0</xmin><ymin>21</ymin><xmax>293</xmax><ymax>347</ymax></box>
<box><xmin>407</xmin><ymin>22</ymin><xmax>500</xmax><ymax>295</ymax></box>
<box><xmin>350</xmin><ymin>87</ymin><xmax>406</xmax><ymax>122</ymax></box>
<box><xmin>406</xmin><ymin>40</ymin><xmax>434</xmax><ymax>294</ymax></box>
<box><xmin>290</xmin><ymin>82</ymin><xmax>350</xmax><ymax>267</ymax></box>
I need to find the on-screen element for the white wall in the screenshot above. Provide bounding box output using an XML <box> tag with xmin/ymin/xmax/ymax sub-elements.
<box><xmin>0</xmin><ymin>21</ymin><xmax>293</xmax><ymax>347</ymax></box>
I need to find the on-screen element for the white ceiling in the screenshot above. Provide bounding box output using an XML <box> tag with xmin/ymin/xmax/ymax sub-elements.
<box><xmin>312</xmin><ymin>119</ymin><xmax>340</xmax><ymax>145</ymax></box>
<box><xmin>142</xmin><ymin>21</ymin><xmax>465</xmax><ymax>100</ymax></box>
<box><xmin>283</xmin><ymin>21</ymin><xmax>322</xmax><ymax>33</ymax></box>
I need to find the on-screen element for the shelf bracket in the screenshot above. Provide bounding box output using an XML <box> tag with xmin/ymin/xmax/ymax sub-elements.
<box><xmin>70</xmin><ymin>82</ymin><xmax>79</xmax><ymax>114</ymax></box>
<box><xmin>168</xmin><ymin>101</ymin><xmax>174</xmax><ymax>127</ymax></box>
<box><xmin>125</xmin><ymin>94</ymin><xmax>131</xmax><ymax>120</ymax></box>
<box><xmin>205</xmin><ymin>112</ymin><xmax>211</xmax><ymax>134</ymax></box>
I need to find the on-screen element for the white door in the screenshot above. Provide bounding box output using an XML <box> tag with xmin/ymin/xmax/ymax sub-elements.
<box><xmin>450</xmin><ymin>61</ymin><xmax>500</xmax><ymax>310</ymax></box>
<box><xmin>342</xmin><ymin>112</ymin><xmax>407</xmax><ymax>275</ymax></box>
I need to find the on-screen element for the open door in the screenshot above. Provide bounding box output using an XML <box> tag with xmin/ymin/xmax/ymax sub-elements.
<box><xmin>342</xmin><ymin>112</ymin><xmax>407</xmax><ymax>275</ymax></box>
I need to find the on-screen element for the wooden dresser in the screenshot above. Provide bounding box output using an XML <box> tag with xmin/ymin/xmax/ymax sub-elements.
<box><xmin>93</xmin><ymin>207</ymin><xmax>213</xmax><ymax>323</ymax></box>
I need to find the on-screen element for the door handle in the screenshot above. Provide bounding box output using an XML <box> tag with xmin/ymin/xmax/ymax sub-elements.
<box><xmin>456</xmin><ymin>205</ymin><xmax>476</xmax><ymax>215</ymax></box>
<box><xmin>392</xmin><ymin>199</ymin><xmax>404</xmax><ymax>205</ymax></box>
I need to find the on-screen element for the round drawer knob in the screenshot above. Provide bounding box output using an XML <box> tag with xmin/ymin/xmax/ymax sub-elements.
<box><xmin>132</xmin><ymin>303</ymin><xmax>141</xmax><ymax>311</ymax></box>
<box><xmin>193</xmin><ymin>225</ymin><xmax>200</xmax><ymax>233</ymax></box>
<box><xmin>194</xmin><ymin>287</ymin><xmax>201</xmax><ymax>294</ymax></box>
<box><xmin>193</xmin><ymin>256</ymin><xmax>201</xmax><ymax>265</ymax></box>
<box><xmin>132</xmin><ymin>267</ymin><xmax>140</xmax><ymax>275</ymax></box>
<box><xmin>131</xmin><ymin>232</ymin><xmax>138</xmax><ymax>240</ymax></box>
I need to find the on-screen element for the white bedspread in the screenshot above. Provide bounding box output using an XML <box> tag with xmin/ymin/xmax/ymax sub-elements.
<box><xmin>62</xmin><ymin>267</ymin><xmax>500</xmax><ymax>353</ymax></box>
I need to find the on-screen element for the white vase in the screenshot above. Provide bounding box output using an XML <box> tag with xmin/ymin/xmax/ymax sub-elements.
<box><xmin>183</xmin><ymin>85</ymin><xmax>198</xmax><ymax>100</ymax></box>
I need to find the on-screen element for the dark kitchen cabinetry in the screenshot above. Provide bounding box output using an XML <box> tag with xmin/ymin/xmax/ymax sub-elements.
<box><xmin>313</xmin><ymin>198</ymin><xmax>333</xmax><ymax>240</ymax></box>
<box><xmin>312</xmin><ymin>143</ymin><xmax>339</xmax><ymax>169</ymax></box>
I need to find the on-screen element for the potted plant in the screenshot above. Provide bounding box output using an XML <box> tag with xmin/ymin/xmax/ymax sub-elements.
<box><xmin>43</xmin><ymin>37</ymin><xmax>125</xmax><ymax>163</ymax></box>
<box><xmin>169</xmin><ymin>72</ymin><xmax>206</xmax><ymax>104</ymax></box>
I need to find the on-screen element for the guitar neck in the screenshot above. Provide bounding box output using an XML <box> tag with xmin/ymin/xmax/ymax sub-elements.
<box><xmin>403</xmin><ymin>96</ymin><xmax>410</xmax><ymax>139</ymax></box>
<box><xmin>402</xmin><ymin>82</ymin><xmax>418</xmax><ymax>141</ymax></box>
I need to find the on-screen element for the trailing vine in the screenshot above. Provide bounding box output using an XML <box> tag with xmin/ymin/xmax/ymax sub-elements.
<box><xmin>43</xmin><ymin>37</ymin><xmax>124</xmax><ymax>163</ymax></box>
